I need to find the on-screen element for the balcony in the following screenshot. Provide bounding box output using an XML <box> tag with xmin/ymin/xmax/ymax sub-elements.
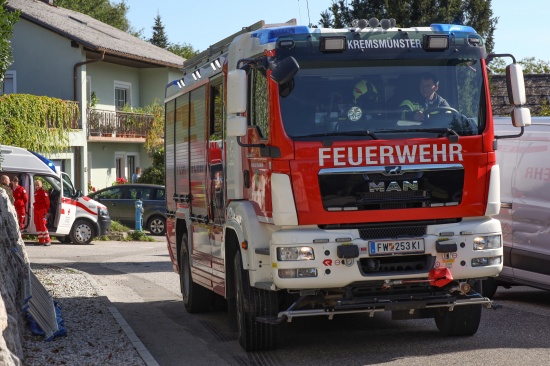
<box><xmin>87</xmin><ymin>108</ymin><xmax>153</xmax><ymax>140</ymax></box>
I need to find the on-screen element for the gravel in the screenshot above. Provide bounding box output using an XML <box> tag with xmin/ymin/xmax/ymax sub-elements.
<box><xmin>22</xmin><ymin>264</ymin><xmax>148</xmax><ymax>366</ymax></box>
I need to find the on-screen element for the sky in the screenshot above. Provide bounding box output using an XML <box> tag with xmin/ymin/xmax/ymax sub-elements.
<box><xmin>125</xmin><ymin>0</ymin><xmax>550</xmax><ymax>62</ymax></box>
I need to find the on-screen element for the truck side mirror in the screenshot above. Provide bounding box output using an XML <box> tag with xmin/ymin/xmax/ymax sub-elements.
<box><xmin>511</xmin><ymin>107</ymin><xmax>531</xmax><ymax>128</ymax></box>
<box><xmin>226</xmin><ymin>116</ymin><xmax>247</xmax><ymax>137</ymax></box>
<box><xmin>506</xmin><ymin>64</ymin><xmax>526</xmax><ymax>106</ymax></box>
<box><xmin>270</xmin><ymin>56</ymin><xmax>300</xmax><ymax>85</ymax></box>
<box><xmin>227</xmin><ymin>69</ymin><xmax>247</xmax><ymax>115</ymax></box>
<box><xmin>506</xmin><ymin>64</ymin><xmax>531</xmax><ymax>127</ymax></box>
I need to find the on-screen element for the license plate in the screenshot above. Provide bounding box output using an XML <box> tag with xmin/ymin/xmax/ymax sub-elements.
<box><xmin>368</xmin><ymin>239</ymin><xmax>425</xmax><ymax>255</ymax></box>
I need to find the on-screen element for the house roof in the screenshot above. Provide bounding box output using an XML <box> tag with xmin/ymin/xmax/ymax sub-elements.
<box><xmin>6</xmin><ymin>0</ymin><xmax>185</xmax><ymax>69</ymax></box>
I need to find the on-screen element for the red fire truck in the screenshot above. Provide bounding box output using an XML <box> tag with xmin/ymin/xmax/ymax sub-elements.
<box><xmin>164</xmin><ymin>18</ymin><xmax>530</xmax><ymax>351</ymax></box>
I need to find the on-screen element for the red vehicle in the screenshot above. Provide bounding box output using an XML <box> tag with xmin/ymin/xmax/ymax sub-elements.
<box><xmin>164</xmin><ymin>19</ymin><xmax>530</xmax><ymax>351</ymax></box>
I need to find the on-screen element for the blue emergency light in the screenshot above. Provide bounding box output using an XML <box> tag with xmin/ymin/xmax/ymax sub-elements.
<box><xmin>30</xmin><ymin>151</ymin><xmax>57</xmax><ymax>173</ymax></box>
<box><xmin>252</xmin><ymin>26</ymin><xmax>310</xmax><ymax>45</ymax></box>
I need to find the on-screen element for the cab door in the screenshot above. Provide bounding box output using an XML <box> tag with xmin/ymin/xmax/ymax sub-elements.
<box><xmin>54</xmin><ymin>173</ymin><xmax>77</xmax><ymax>234</ymax></box>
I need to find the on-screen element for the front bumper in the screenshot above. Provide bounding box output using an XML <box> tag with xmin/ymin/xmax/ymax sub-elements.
<box><xmin>270</xmin><ymin>217</ymin><xmax>503</xmax><ymax>290</ymax></box>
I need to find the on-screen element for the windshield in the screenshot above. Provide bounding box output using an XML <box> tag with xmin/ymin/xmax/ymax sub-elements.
<box><xmin>279</xmin><ymin>60</ymin><xmax>484</xmax><ymax>140</ymax></box>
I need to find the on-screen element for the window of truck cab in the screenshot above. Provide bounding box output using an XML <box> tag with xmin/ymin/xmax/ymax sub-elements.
<box><xmin>248</xmin><ymin>67</ymin><xmax>269</xmax><ymax>140</ymax></box>
<box><xmin>278</xmin><ymin>59</ymin><xmax>485</xmax><ymax>140</ymax></box>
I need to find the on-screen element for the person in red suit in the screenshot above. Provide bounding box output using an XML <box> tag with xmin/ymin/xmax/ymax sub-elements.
<box><xmin>11</xmin><ymin>176</ymin><xmax>28</xmax><ymax>232</ymax></box>
<box><xmin>33</xmin><ymin>180</ymin><xmax>51</xmax><ymax>246</ymax></box>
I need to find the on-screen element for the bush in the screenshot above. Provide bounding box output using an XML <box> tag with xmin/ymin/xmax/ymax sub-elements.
<box><xmin>137</xmin><ymin>148</ymin><xmax>164</xmax><ymax>185</ymax></box>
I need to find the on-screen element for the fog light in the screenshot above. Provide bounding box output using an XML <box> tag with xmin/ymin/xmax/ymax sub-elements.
<box><xmin>471</xmin><ymin>256</ymin><xmax>501</xmax><ymax>267</ymax></box>
<box><xmin>277</xmin><ymin>247</ymin><xmax>314</xmax><ymax>261</ymax></box>
<box><xmin>278</xmin><ymin>268</ymin><xmax>318</xmax><ymax>278</ymax></box>
<box><xmin>473</xmin><ymin>235</ymin><xmax>501</xmax><ymax>250</ymax></box>
<box><xmin>278</xmin><ymin>269</ymin><xmax>297</xmax><ymax>278</ymax></box>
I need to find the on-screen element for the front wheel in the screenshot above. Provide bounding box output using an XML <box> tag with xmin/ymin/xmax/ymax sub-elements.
<box><xmin>434</xmin><ymin>304</ymin><xmax>482</xmax><ymax>336</ymax></box>
<box><xmin>234</xmin><ymin>252</ymin><xmax>279</xmax><ymax>351</ymax></box>
<box><xmin>69</xmin><ymin>219</ymin><xmax>95</xmax><ymax>244</ymax></box>
<box><xmin>480</xmin><ymin>278</ymin><xmax>498</xmax><ymax>298</ymax></box>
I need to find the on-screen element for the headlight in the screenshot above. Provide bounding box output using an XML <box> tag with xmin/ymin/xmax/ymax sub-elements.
<box><xmin>277</xmin><ymin>247</ymin><xmax>314</xmax><ymax>261</ymax></box>
<box><xmin>473</xmin><ymin>235</ymin><xmax>501</xmax><ymax>250</ymax></box>
<box><xmin>99</xmin><ymin>208</ymin><xmax>110</xmax><ymax>217</ymax></box>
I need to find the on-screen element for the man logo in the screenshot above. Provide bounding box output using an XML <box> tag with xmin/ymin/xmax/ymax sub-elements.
<box><xmin>383</xmin><ymin>166</ymin><xmax>403</xmax><ymax>176</ymax></box>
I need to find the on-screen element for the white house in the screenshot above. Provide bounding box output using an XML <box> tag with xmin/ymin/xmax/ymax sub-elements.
<box><xmin>4</xmin><ymin>0</ymin><xmax>185</xmax><ymax>193</ymax></box>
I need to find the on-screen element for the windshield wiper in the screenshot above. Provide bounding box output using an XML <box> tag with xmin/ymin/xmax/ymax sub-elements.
<box><xmin>375</xmin><ymin>127</ymin><xmax>459</xmax><ymax>142</ymax></box>
<box><xmin>296</xmin><ymin>130</ymin><xmax>380</xmax><ymax>140</ymax></box>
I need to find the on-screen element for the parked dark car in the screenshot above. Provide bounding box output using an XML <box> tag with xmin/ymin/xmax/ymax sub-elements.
<box><xmin>87</xmin><ymin>184</ymin><xmax>166</xmax><ymax>235</ymax></box>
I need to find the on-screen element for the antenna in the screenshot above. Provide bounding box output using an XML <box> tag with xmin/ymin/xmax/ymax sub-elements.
<box><xmin>306</xmin><ymin>0</ymin><xmax>311</xmax><ymax>26</ymax></box>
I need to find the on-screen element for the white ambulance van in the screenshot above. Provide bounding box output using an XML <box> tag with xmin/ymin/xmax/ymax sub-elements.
<box><xmin>0</xmin><ymin>144</ymin><xmax>111</xmax><ymax>244</ymax></box>
<box><xmin>485</xmin><ymin>117</ymin><xmax>550</xmax><ymax>296</ymax></box>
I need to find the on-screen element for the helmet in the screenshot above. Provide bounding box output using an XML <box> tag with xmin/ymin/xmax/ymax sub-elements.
<box><xmin>353</xmin><ymin>79</ymin><xmax>379</xmax><ymax>104</ymax></box>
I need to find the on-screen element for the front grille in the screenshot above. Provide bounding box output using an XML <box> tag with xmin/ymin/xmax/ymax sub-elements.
<box><xmin>319</xmin><ymin>164</ymin><xmax>464</xmax><ymax>211</ymax></box>
<box><xmin>359</xmin><ymin>225</ymin><xmax>426</xmax><ymax>239</ymax></box>
<box><xmin>319</xmin><ymin>218</ymin><xmax>460</xmax><ymax>237</ymax></box>
<box><xmin>359</xmin><ymin>255</ymin><xmax>434</xmax><ymax>275</ymax></box>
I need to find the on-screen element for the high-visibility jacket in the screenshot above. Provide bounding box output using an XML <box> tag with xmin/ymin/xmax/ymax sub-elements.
<box><xmin>13</xmin><ymin>185</ymin><xmax>28</xmax><ymax>212</ymax></box>
<box><xmin>400</xmin><ymin>93</ymin><xmax>450</xmax><ymax>119</ymax></box>
<box><xmin>33</xmin><ymin>188</ymin><xmax>50</xmax><ymax>212</ymax></box>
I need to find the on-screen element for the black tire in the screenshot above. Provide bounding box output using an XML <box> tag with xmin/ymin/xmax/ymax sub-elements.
<box><xmin>434</xmin><ymin>304</ymin><xmax>482</xmax><ymax>336</ymax></box>
<box><xmin>234</xmin><ymin>252</ymin><xmax>279</xmax><ymax>351</ymax></box>
<box><xmin>147</xmin><ymin>215</ymin><xmax>166</xmax><ymax>236</ymax></box>
<box><xmin>69</xmin><ymin>219</ymin><xmax>95</xmax><ymax>244</ymax></box>
<box><xmin>58</xmin><ymin>236</ymin><xmax>72</xmax><ymax>244</ymax></box>
<box><xmin>480</xmin><ymin>278</ymin><xmax>498</xmax><ymax>298</ymax></box>
<box><xmin>179</xmin><ymin>234</ymin><xmax>213</xmax><ymax>313</ymax></box>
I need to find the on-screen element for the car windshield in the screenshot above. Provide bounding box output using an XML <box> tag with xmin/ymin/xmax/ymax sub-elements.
<box><xmin>279</xmin><ymin>60</ymin><xmax>484</xmax><ymax>140</ymax></box>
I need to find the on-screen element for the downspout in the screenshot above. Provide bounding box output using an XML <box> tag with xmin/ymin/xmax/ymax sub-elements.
<box><xmin>73</xmin><ymin>50</ymin><xmax>105</xmax><ymax>101</ymax></box>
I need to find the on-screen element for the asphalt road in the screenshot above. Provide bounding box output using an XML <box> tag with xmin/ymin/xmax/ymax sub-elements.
<box><xmin>26</xmin><ymin>238</ymin><xmax>550</xmax><ymax>366</ymax></box>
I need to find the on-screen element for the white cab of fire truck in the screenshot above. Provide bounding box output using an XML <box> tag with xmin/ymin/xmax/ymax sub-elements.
<box><xmin>164</xmin><ymin>19</ymin><xmax>530</xmax><ymax>351</ymax></box>
<box><xmin>0</xmin><ymin>144</ymin><xmax>111</xmax><ymax>244</ymax></box>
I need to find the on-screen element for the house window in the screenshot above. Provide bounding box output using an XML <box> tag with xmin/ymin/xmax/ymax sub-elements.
<box><xmin>114</xmin><ymin>81</ymin><xmax>131</xmax><ymax>110</ymax></box>
<box><xmin>1</xmin><ymin>71</ymin><xmax>16</xmax><ymax>95</ymax></box>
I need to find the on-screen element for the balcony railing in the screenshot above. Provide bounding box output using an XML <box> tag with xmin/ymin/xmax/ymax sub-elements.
<box><xmin>87</xmin><ymin>108</ymin><xmax>153</xmax><ymax>138</ymax></box>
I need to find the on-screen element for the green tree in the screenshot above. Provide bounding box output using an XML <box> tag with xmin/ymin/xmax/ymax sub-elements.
<box><xmin>54</xmin><ymin>0</ymin><xmax>130</xmax><ymax>31</ymax></box>
<box><xmin>0</xmin><ymin>0</ymin><xmax>20</xmax><ymax>88</ymax></box>
<box><xmin>320</xmin><ymin>0</ymin><xmax>497</xmax><ymax>53</ymax></box>
<box><xmin>167</xmin><ymin>42</ymin><xmax>199</xmax><ymax>59</ymax></box>
<box><xmin>488</xmin><ymin>57</ymin><xmax>550</xmax><ymax>75</ymax></box>
<box><xmin>138</xmin><ymin>148</ymin><xmax>164</xmax><ymax>185</ymax></box>
<box><xmin>149</xmin><ymin>13</ymin><xmax>168</xmax><ymax>48</ymax></box>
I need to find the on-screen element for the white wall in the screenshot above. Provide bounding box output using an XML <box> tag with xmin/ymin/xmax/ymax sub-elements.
<box><xmin>9</xmin><ymin>19</ymin><xmax>83</xmax><ymax>101</ymax></box>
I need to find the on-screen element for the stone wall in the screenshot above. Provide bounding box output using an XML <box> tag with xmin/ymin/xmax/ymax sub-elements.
<box><xmin>0</xmin><ymin>190</ymin><xmax>28</xmax><ymax>366</ymax></box>
<box><xmin>490</xmin><ymin>74</ymin><xmax>550</xmax><ymax>116</ymax></box>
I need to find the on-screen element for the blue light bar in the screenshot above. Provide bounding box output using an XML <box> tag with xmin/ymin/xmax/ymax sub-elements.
<box><xmin>252</xmin><ymin>26</ymin><xmax>311</xmax><ymax>45</ymax></box>
<box><xmin>30</xmin><ymin>151</ymin><xmax>57</xmax><ymax>173</ymax></box>
<box><xmin>431</xmin><ymin>24</ymin><xmax>477</xmax><ymax>34</ymax></box>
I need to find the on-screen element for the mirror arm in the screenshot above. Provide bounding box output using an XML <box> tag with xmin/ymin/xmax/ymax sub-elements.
<box><xmin>486</xmin><ymin>53</ymin><xmax>517</xmax><ymax>64</ymax></box>
<box><xmin>495</xmin><ymin>126</ymin><xmax>524</xmax><ymax>140</ymax></box>
<box><xmin>236</xmin><ymin>136</ymin><xmax>265</xmax><ymax>148</ymax></box>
